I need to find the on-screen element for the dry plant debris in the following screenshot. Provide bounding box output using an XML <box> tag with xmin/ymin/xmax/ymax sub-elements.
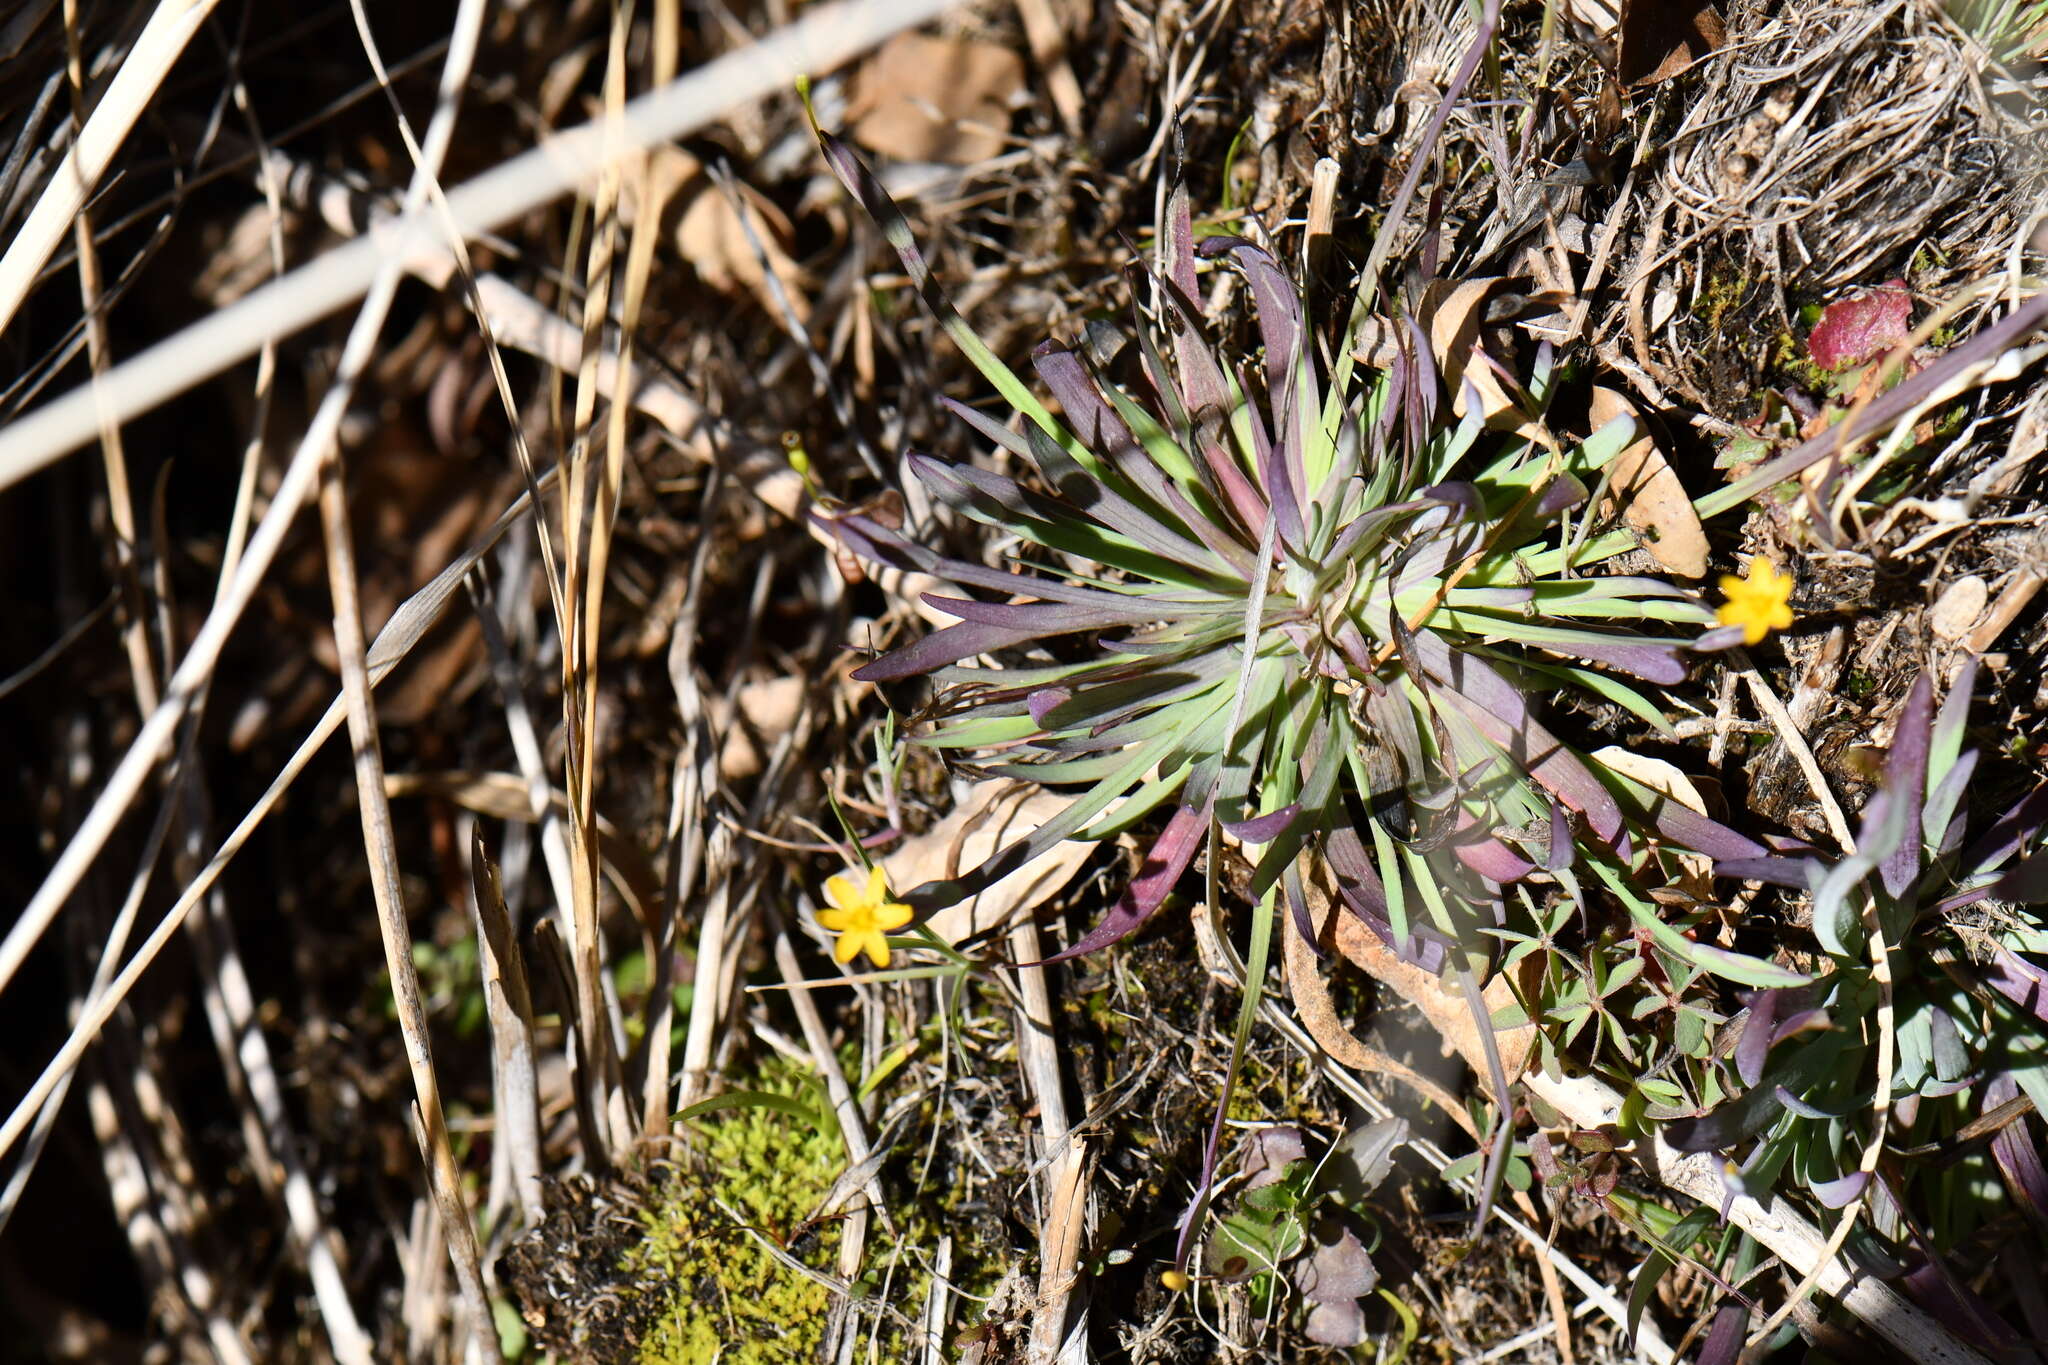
<box><xmin>0</xmin><ymin>2</ymin><xmax>2045</xmax><ymax>1364</ymax></box>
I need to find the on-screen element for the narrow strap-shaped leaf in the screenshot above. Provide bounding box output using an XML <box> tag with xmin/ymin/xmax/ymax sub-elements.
<box><xmin>902</xmin><ymin>729</ymin><xmax>1181</xmax><ymax>912</ymax></box>
<box><xmin>852</xmin><ymin>619</ymin><xmax>1044</xmax><ymax>682</ymax></box>
<box><xmin>1037</xmin><ymin>799</ymin><xmax>1213</xmax><ymax>963</ymax></box>
<box><xmin>919</xmin><ymin>594</ymin><xmax>1164</xmax><ymax>633</ymax></box>
<box><xmin>1881</xmin><ymin>672</ymin><xmax>1934</xmax><ymax>898</ymax></box>
<box><xmin>815</xmin><ymin>130</ymin><xmax>1091</xmax><ymax>468</ymax></box>
<box><xmin>1407</xmin><ymin>630</ymin><xmax>1628</xmax><ymax>849</ymax></box>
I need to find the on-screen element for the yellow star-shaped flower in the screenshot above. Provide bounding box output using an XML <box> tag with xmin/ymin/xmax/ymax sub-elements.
<box><xmin>1716</xmin><ymin>555</ymin><xmax>1795</xmax><ymax>646</ymax></box>
<box><xmin>817</xmin><ymin>865</ymin><xmax>913</xmax><ymax>968</ymax></box>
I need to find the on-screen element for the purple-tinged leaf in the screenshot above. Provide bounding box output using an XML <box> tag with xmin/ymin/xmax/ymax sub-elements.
<box><xmin>1775</xmin><ymin>1086</ymin><xmax>1848</xmax><ymax>1120</ymax></box>
<box><xmin>1998</xmin><ymin>851</ymin><xmax>2048</xmax><ymax>903</ymax></box>
<box><xmin>1697</xmin><ymin>1304</ymin><xmax>1748</xmax><ymax>1365</ymax></box>
<box><xmin>1040</xmin><ymin>800</ymin><xmax>1211</xmax><ymax>963</ymax></box>
<box><xmin>1965</xmin><ymin>781</ymin><xmax>2048</xmax><ymax>876</ymax></box>
<box><xmin>1226</xmin><ymin>804</ymin><xmax>1301</xmax><ymax>843</ymax></box>
<box><xmin>1324</xmin><ymin>826</ymin><xmax>1451</xmax><ymax>972</ymax></box>
<box><xmin>1218</xmin><ymin>239</ymin><xmax>1304</xmax><ymax>420</ymax></box>
<box><xmin>1736</xmin><ymin>990</ymin><xmax>1788</xmax><ymax>1087</ymax></box>
<box><xmin>939</xmin><ymin>395</ymin><xmax>1033</xmax><ymax>459</ymax></box>
<box><xmin>1717</xmin><ymin>849</ymin><xmax>1816</xmax><ymax>889</ymax></box>
<box><xmin>1545</xmin><ymin>800</ymin><xmax>1573</xmax><ymax>872</ymax></box>
<box><xmin>1240</xmin><ymin>1125</ymin><xmax>1309</xmax><ymax>1188</ymax></box>
<box><xmin>852</xmin><ymin>620</ymin><xmax>1045</xmax><ymax>682</ymax></box>
<box><xmin>1811</xmin><ymin>1170</ymin><xmax>1869</xmax><ymax>1206</ymax></box>
<box><xmin>1304</xmin><ymin>1300</ymin><xmax>1368</xmax><ymax>1349</ymax></box>
<box><xmin>1629</xmin><ymin>794</ymin><xmax>1767</xmax><ymax>862</ymax></box>
<box><xmin>1293</xmin><ymin>1216</ymin><xmax>1378</xmax><ymax>1305</ymax></box>
<box><xmin>1286</xmin><ymin>867</ymin><xmax>1326</xmax><ymax>962</ymax></box>
<box><xmin>1771</xmin><ymin>1007</ymin><xmax>1831</xmax><ymax>1047</ymax></box>
<box><xmin>1984</xmin><ymin>946</ymin><xmax>2048</xmax><ymax>1025</ymax></box>
<box><xmin>920</xmin><ymin>594</ymin><xmax>1159</xmax><ymax>634</ymax></box>
<box><xmin>1880</xmin><ymin>673</ymin><xmax>1934</xmax><ymax>898</ymax></box>
<box><xmin>1900</xmin><ymin>1257</ymin><xmax>2026</xmax><ymax>1356</ymax></box>
<box><xmin>1924</xmin><ymin>749</ymin><xmax>1979</xmax><ymax>860</ymax></box>
<box><xmin>1027</xmin><ymin>688</ymin><xmax>1069</xmax><ymax>726</ymax></box>
<box><xmin>1408</xmin><ymin>631</ymin><xmax>1627</xmax><ymax>849</ymax></box>
<box><xmin>1987</xmin><ymin>1076</ymin><xmax>2048</xmax><ymax>1236</ymax></box>
<box><xmin>1929</xmin><ymin>654</ymin><xmax>1979</xmax><ymax>786</ymax></box>
<box><xmin>1450</xmin><ymin>811</ymin><xmax>1537</xmax><ymax>882</ymax></box>
<box><xmin>1237</xmin><ymin>359</ymin><xmax>1305</xmax><ymax>550</ymax></box>
<box><xmin>1162</xmin><ymin>183</ymin><xmax>1198</xmax><ymax>301</ymax></box>
<box><xmin>1032</xmin><ymin>341</ymin><xmax>1137</xmax><ymax>459</ymax></box>
<box><xmin>1546</xmin><ymin>638</ymin><xmax>1691</xmax><ymax>686</ymax></box>
<box><xmin>1689</xmin><ymin>624</ymin><xmax>1749</xmax><ymax>652</ymax></box>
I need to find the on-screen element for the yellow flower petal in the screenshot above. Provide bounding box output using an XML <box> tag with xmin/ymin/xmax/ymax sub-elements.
<box><xmin>817</xmin><ymin>908</ymin><xmax>856</xmax><ymax>932</ymax></box>
<box><xmin>873</xmin><ymin>900</ymin><xmax>914</xmax><ymax>932</ymax></box>
<box><xmin>833</xmin><ymin>931</ymin><xmax>867</xmax><ymax>965</ymax></box>
<box><xmin>866</xmin><ymin>936</ymin><xmax>893</xmax><ymax>969</ymax></box>
<box><xmin>863</xmin><ymin>865</ymin><xmax>889</xmax><ymax>902</ymax></box>
<box><xmin>824</xmin><ymin>874</ymin><xmax>859</xmax><ymax>909</ymax></box>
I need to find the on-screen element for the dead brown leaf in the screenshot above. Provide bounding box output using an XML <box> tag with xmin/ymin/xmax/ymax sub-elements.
<box><xmin>846</xmin><ymin>32</ymin><xmax>1026</xmax><ymax>165</ymax></box>
<box><xmin>1590</xmin><ymin>385</ymin><xmax>1708</xmax><ymax>578</ymax></box>
<box><xmin>1618</xmin><ymin>0</ymin><xmax>1725</xmax><ymax>87</ymax></box>
<box><xmin>621</xmin><ymin>146</ymin><xmax>808</xmax><ymax>321</ymax></box>
<box><xmin>885</xmin><ymin>783</ymin><xmax>1098</xmax><ymax>945</ymax></box>
<box><xmin>1425</xmin><ymin>278</ymin><xmax>1523</xmax><ymax>430</ymax></box>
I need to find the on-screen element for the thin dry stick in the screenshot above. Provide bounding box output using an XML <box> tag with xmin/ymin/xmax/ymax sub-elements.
<box><xmin>0</xmin><ymin>472</ymin><xmax>557</xmax><ymax>1171</ymax></box>
<box><xmin>316</xmin><ymin>434</ymin><xmax>501</xmax><ymax>1363</ymax></box>
<box><xmin>0</xmin><ymin>0</ymin><xmax>957</xmax><ymax>489</ymax></box>
<box><xmin>1009</xmin><ymin>915</ymin><xmax>1089</xmax><ymax>1365</ymax></box>
<box><xmin>469</xmin><ymin>827</ymin><xmax>544</xmax><ymax>1228</ymax></box>
<box><xmin>0</xmin><ymin>0</ymin><xmax>949</xmax><ymax>1076</ymax></box>
<box><xmin>62</xmin><ymin>0</ymin><xmax>157</xmax><ymax>720</ymax></box>
<box><xmin>553</xmin><ymin>4</ymin><xmax>637</xmax><ymax>1161</ymax></box>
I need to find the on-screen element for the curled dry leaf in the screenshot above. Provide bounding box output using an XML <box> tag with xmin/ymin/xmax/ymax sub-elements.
<box><xmin>886</xmin><ymin>782</ymin><xmax>1097</xmax><ymax>945</ymax></box>
<box><xmin>1591</xmin><ymin>744</ymin><xmax>1713</xmax><ymax>898</ymax></box>
<box><xmin>846</xmin><ymin>32</ymin><xmax>1026</xmax><ymax>165</ymax></box>
<box><xmin>1590</xmin><ymin>384</ymin><xmax>1708</xmax><ymax>578</ymax></box>
<box><xmin>1311</xmin><ymin>865</ymin><xmax>1542</xmax><ymax>1098</ymax></box>
<box><xmin>1424</xmin><ymin>277</ymin><xmax>1524</xmax><ymax>430</ymax></box>
<box><xmin>1807</xmin><ymin>279</ymin><xmax>1912</xmax><ymax>373</ymax></box>
<box><xmin>1616</xmin><ymin>0</ymin><xmax>1726</xmax><ymax>87</ymax></box>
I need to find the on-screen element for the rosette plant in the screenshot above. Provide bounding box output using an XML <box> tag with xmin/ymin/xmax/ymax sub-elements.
<box><xmin>812</xmin><ymin>126</ymin><xmax>1794</xmax><ymax>996</ymax></box>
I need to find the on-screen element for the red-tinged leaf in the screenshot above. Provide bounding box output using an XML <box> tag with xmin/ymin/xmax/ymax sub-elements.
<box><xmin>1695</xmin><ymin>1304</ymin><xmax>1748</xmax><ymax>1365</ymax></box>
<box><xmin>852</xmin><ymin>620</ymin><xmax>1043</xmax><ymax>682</ymax></box>
<box><xmin>1225</xmin><ymin>804</ymin><xmax>1300</xmax><ymax>843</ymax></box>
<box><xmin>1714</xmin><ymin>855</ymin><xmax>1812</xmax><ymax>887</ymax></box>
<box><xmin>1987</xmin><ymin>1076</ymin><xmax>2048</xmax><ymax>1237</ymax></box>
<box><xmin>1880</xmin><ymin>673</ymin><xmax>1934</xmax><ymax>897</ymax></box>
<box><xmin>1807</xmin><ymin>279</ymin><xmax>1913</xmax><ymax>372</ymax></box>
<box><xmin>1450</xmin><ymin>810</ymin><xmax>1536</xmax><ymax>882</ymax></box>
<box><xmin>1039</xmin><ymin>800</ymin><xmax>1211</xmax><ymax>963</ymax></box>
<box><xmin>1985</xmin><ymin>946</ymin><xmax>2048</xmax><ymax>1025</ymax></box>
<box><xmin>1640</xmin><ymin>800</ymin><xmax>1766</xmax><ymax>861</ymax></box>
<box><xmin>920</xmin><ymin>594</ymin><xmax>1161</xmax><ymax>633</ymax></box>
